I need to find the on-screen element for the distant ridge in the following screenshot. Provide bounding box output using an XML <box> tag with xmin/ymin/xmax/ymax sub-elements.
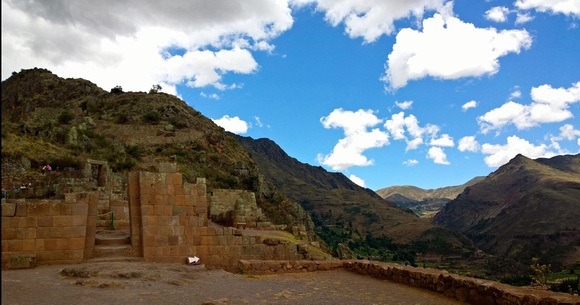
<box><xmin>434</xmin><ymin>153</ymin><xmax>580</xmax><ymax>268</ymax></box>
<box><xmin>375</xmin><ymin>177</ymin><xmax>485</xmax><ymax>217</ymax></box>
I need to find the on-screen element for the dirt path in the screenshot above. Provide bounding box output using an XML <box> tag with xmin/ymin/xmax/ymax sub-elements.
<box><xmin>2</xmin><ymin>262</ymin><xmax>466</xmax><ymax>305</ymax></box>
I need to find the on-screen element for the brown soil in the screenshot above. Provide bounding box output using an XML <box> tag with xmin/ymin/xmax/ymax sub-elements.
<box><xmin>2</xmin><ymin>261</ymin><xmax>466</xmax><ymax>305</ymax></box>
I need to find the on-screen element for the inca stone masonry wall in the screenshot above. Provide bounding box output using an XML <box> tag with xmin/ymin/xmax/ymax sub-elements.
<box><xmin>1</xmin><ymin>193</ymin><xmax>98</xmax><ymax>268</ymax></box>
<box><xmin>127</xmin><ymin>170</ymin><xmax>304</xmax><ymax>271</ymax></box>
<box><xmin>209</xmin><ymin>189</ymin><xmax>266</xmax><ymax>227</ymax></box>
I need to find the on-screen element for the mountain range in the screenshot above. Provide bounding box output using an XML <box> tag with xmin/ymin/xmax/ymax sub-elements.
<box><xmin>435</xmin><ymin>153</ymin><xmax>580</xmax><ymax>268</ymax></box>
<box><xmin>3</xmin><ymin>68</ymin><xmax>578</xmax><ymax>273</ymax></box>
<box><xmin>376</xmin><ymin>177</ymin><xmax>485</xmax><ymax>217</ymax></box>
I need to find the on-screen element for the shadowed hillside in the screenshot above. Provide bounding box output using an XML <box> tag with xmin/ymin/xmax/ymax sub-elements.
<box><xmin>434</xmin><ymin>154</ymin><xmax>580</xmax><ymax>269</ymax></box>
<box><xmin>376</xmin><ymin>177</ymin><xmax>485</xmax><ymax>217</ymax></box>
<box><xmin>235</xmin><ymin>135</ymin><xmax>474</xmax><ymax>261</ymax></box>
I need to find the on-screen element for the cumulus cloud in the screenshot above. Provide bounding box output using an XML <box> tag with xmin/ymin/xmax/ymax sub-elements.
<box><xmin>481</xmin><ymin>135</ymin><xmax>557</xmax><ymax>167</ymax></box>
<box><xmin>383</xmin><ymin>13</ymin><xmax>532</xmax><ymax>89</ymax></box>
<box><xmin>427</xmin><ymin>147</ymin><xmax>450</xmax><ymax>165</ymax></box>
<box><xmin>1</xmin><ymin>0</ymin><xmax>293</xmax><ymax>93</ymax></box>
<box><xmin>317</xmin><ymin>108</ymin><xmax>389</xmax><ymax>170</ymax></box>
<box><xmin>290</xmin><ymin>0</ymin><xmax>446</xmax><ymax>43</ymax></box>
<box><xmin>516</xmin><ymin>12</ymin><xmax>534</xmax><ymax>24</ymax></box>
<box><xmin>384</xmin><ymin>111</ymin><xmax>441</xmax><ymax>152</ymax></box>
<box><xmin>485</xmin><ymin>6</ymin><xmax>510</xmax><ymax>22</ymax></box>
<box><xmin>550</xmin><ymin>124</ymin><xmax>580</xmax><ymax>149</ymax></box>
<box><xmin>395</xmin><ymin>100</ymin><xmax>413</xmax><ymax>110</ymax></box>
<box><xmin>458</xmin><ymin>136</ymin><xmax>481</xmax><ymax>152</ymax></box>
<box><xmin>515</xmin><ymin>0</ymin><xmax>580</xmax><ymax>16</ymax></box>
<box><xmin>212</xmin><ymin>115</ymin><xmax>250</xmax><ymax>134</ymax></box>
<box><xmin>430</xmin><ymin>134</ymin><xmax>455</xmax><ymax>147</ymax></box>
<box><xmin>478</xmin><ymin>82</ymin><xmax>580</xmax><ymax>134</ymax></box>
<box><xmin>403</xmin><ymin>159</ymin><xmax>419</xmax><ymax>166</ymax></box>
<box><xmin>349</xmin><ymin>174</ymin><xmax>366</xmax><ymax>187</ymax></box>
<box><xmin>462</xmin><ymin>100</ymin><xmax>478</xmax><ymax>111</ymax></box>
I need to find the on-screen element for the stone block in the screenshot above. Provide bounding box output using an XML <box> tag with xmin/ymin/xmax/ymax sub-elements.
<box><xmin>201</xmin><ymin>236</ymin><xmax>212</xmax><ymax>245</ymax></box>
<box><xmin>71</xmin><ymin>215</ymin><xmax>86</xmax><ymax>226</ymax></box>
<box><xmin>141</xmin><ymin>204</ymin><xmax>155</xmax><ymax>215</ymax></box>
<box><xmin>25</xmin><ymin>228</ymin><xmax>37</xmax><ymax>239</ymax></box>
<box><xmin>71</xmin><ymin>203</ymin><xmax>88</xmax><ymax>216</ymax></box>
<box><xmin>53</xmin><ymin>215</ymin><xmax>72</xmax><ymax>227</ymax></box>
<box><xmin>7</xmin><ymin>254</ymin><xmax>37</xmax><ymax>269</ymax></box>
<box><xmin>36</xmin><ymin>216</ymin><xmax>53</xmax><ymax>228</ymax></box>
<box><xmin>2</xmin><ymin>202</ymin><xmax>17</xmax><ymax>217</ymax></box>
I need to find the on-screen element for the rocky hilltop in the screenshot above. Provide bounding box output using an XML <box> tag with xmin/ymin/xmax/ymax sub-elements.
<box><xmin>1</xmin><ymin>68</ymin><xmax>313</xmax><ymax>237</ymax></box>
<box><xmin>376</xmin><ymin>177</ymin><xmax>485</xmax><ymax>217</ymax></box>
<box><xmin>434</xmin><ymin>153</ymin><xmax>580</xmax><ymax>268</ymax></box>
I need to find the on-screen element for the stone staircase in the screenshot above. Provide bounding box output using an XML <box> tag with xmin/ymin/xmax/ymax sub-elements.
<box><xmin>90</xmin><ymin>230</ymin><xmax>141</xmax><ymax>262</ymax></box>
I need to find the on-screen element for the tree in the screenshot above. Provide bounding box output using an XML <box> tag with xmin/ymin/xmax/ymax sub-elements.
<box><xmin>110</xmin><ymin>85</ymin><xmax>123</xmax><ymax>94</ymax></box>
<box><xmin>530</xmin><ymin>257</ymin><xmax>551</xmax><ymax>286</ymax></box>
<box><xmin>149</xmin><ymin>84</ymin><xmax>162</xmax><ymax>94</ymax></box>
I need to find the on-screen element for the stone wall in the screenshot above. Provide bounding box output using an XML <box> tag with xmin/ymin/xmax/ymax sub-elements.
<box><xmin>128</xmin><ymin>171</ymin><xmax>304</xmax><ymax>271</ymax></box>
<box><xmin>344</xmin><ymin>260</ymin><xmax>580</xmax><ymax>305</ymax></box>
<box><xmin>237</xmin><ymin>259</ymin><xmax>580</xmax><ymax>304</ymax></box>
<box><xmin>1</xmin><ymin>193</ymin><xmax>97</xmax><ymax>268</ymax></box>
<box><xmin>209</xmin><ymin>189</ymin><xmax>266</xmax><ymax>228</ymax></box>
<box><xmin>128</xmin><ymin>171</ymin><xmax>208</xmax><ymax>262</ymax></box>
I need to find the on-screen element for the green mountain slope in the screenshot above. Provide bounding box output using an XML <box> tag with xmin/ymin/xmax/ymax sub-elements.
<box><xmin>434</xmin><ymin>154</ymin><xmax>580</xmax><ymax>268</ymax></box>
<box><xmin>234</xmin><ymin>135</ymin><xmax>474</xmax><ymax>260</ymax></box>
<box><xmin>1</xmin><ymin>68</ymin><xmax>314</xmax><ymax>237</ymax></box>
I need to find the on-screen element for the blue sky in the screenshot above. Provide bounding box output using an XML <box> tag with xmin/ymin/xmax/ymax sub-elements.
<box><xmin>2</xmin><ymin>0</ymin><xmax>579</xmax><ymax>190</ymax></box>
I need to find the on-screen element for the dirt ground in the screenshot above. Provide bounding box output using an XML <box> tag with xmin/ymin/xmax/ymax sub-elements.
<box><xmin>2</xmin><ymin>261</ymin><xmax>466</xmax><ymax>305</ymax></box>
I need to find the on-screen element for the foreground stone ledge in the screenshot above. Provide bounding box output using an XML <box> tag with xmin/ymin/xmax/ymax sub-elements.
<box><xmin>344</xmin><ymin>260</ymin><xmax>580</xmax><ymax>305</ymax></box>
<box><xmin>238</xmin><ymin>259</ymin><xmax>343</xmax><ymax>275</ymax></box>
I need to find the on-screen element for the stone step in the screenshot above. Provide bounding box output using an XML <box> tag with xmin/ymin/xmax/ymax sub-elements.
<box><xmin>86</xmin><ymin>256</ymin><xmax>144</xmax><ymax>263</ymax></box>
<box><xmin>93</xmin><ymin>245</ymin><xmax>134</xmax><ymax>258</ymax></box>
<box><xmin>95</xmin><ymin>230</ymin><xmax>131</xmax><ymax>246</ymax></box>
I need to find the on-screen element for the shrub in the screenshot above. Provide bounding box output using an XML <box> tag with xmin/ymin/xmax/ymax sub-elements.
<box><xmin>142</xmin><ymin>111</ymin><xmax>161</xmax><ymax>124</ymax></box>
<box><xmin>116</xmin><ymin>113</ymin><xmax>130</xmax><ymax>124</ymax></box>
<box><xmin>57</xmin><ymin>111</ymin><xmax>75</xmax><ymax>124</ymax></box>
<box><xmin>549</xmin><ymin>277</ymin><xmax>579</xmax><ymax>294</ymax></box>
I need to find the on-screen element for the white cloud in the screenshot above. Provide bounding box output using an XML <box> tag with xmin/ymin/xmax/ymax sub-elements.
<box><xmin>516</xmin><ymin>12</ymin><xmax>534</xmax><ymax>24</ymax></box>
<box><xmin>200</xmin><ymin>92</ymin><xmax>220</xmax><ymax>100</ymax></box>
<box><xmin>395</xmin><ymin>100</ymin><xmax>413</xmax><ymax>110</ymax></box>
<box><xmin>430</xmin><ymin>134</ymin><xmax>455</xmax><ymax>147</ymax></box>
<box><xmin>212</xmin><ymin>115</ymin><xmax>250</xmax><ymax>134</ymax></box>
<box><xmin>403</xmin><ymin>159</ymin><xmax>419</xmax><ymax>166</ymax></box>
<box><xmin>427</xmin><ymin>147</ymin><xmax>450</xmax><ymax>165</ymax></box>
<box><xmin>481</xmin><ymin>135</ymin><xmax>557</xmax><ymax>167</ymax></box>
<box><xmin>485</xmin><ymin>6</ymin><xmax>510</xmax><ymax>22</ymax></box>
<box><xmin>290</xmin><ymin>0</ymin><xmax>447</xmax><ymax>43</ymax></box>
<box><xmin>384</xmin><ymin>111</ymin><xmax>440</xmax><ymax>151</ymax></box>
<box><xmin>383</xmin><ymin>13</ymin><xmax>532</xmax><ymax>89</ymax></box>
<box><xmin>509</xmin><ymin>89</ymin><xmax>522</xmax><ymax>100</ymax></box>
<box><xmin>550</xmin><ymin>124</ymin><xmax>580</xmax><ymax>148</ymax></box>
<box><xmin>406</xmin><ymin>137</ymin><xmax>424</xmax><ymax>151</ymax></box>
<box><xmin>515</xmin><ymin>0</ymin><xmax>580</xmax><ymax>16</ymax></box>
<box><xmin>318</xmin><ymin>108</ymin><xmax>389</xmax><ymax>170</ymax></box>
<box><xmin>458</xmin><ymin>136</ymin><xmax>481</xmax><ymax>152</ymax></box>
<box><xmin>254</xmin><ymin>116</ymin><xmax>264</xmax><ymax>128</ymax></box>
<box><xmin>1</xmin><ymin>0</ymin><xmax>293</xmax><ymax>93</ymax></box>
<box><xmin>478</xmin><ymin>82</ymin><xmax>580</xmax><ymax>134</ymax></box>
<box><xmin>461</xmin><ymin>100</ymin><xmax>478</xmax><ymax>111</ymax></box>
<box><xmin>349</xmin><ymin>174</ymin><xmax>366</xmax><ymax>187</ymax></box>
